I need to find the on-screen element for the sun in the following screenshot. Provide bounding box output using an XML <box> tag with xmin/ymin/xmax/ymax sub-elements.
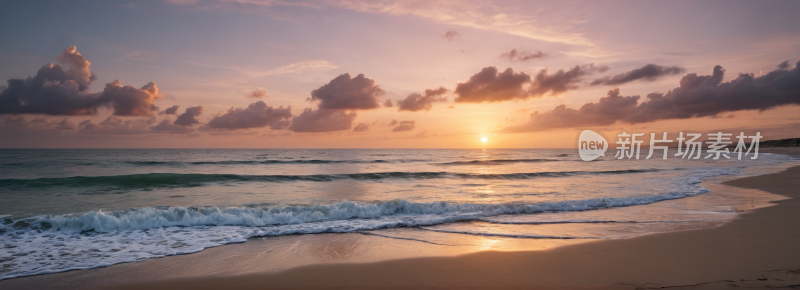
<box><xmin>481</xmin><ymin>137</ymin><xmax>488</xmax><ymax>143</ymax></box>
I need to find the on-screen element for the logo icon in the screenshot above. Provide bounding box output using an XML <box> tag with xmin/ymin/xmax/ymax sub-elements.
<box><xmin>578</xmin><ymin>130</ymin><xmax>608</xmax><ymax>161</ymax></box>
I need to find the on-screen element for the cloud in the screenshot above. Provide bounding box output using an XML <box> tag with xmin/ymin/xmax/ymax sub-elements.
<box><xmin>500</xmin><ymin>49</ymin><xmax>545</xmax><ymax>62</ymax></box>
<box><xmin>282</xmin><ymin>72</ymin><xmax>386</xmax><ymax>133</ymax></box>
<box><xmin>0</xmin><ymin>47</ymin><xmax>101</xmax><ymax>115</ymax></box>
<box><xmin>123</xmin><ymin>51</ymin><xmax>155</xmax><ymax>62</ymax></box>
<box><xmin>500</xmin><ymin>88</ymin><xmax>638</xmax><ymax>132</ymax></box>
<box><xmin>98</xmin><ymin>80</ymin><xmax>163</xmax><ymax>116</ymax></box>
<box><xmin>528</xmin><ymin>64</ymin><xmax>608</xmax><ymax>97</ymax></box>
<box><xmin>263</xmin><ymin>60</ymin><xmax>337</xmax><ymax>76</ymax></box>
<box><xmin>56</xmin><ymin>46</ymin><xmax>97</xmax><ymax>91</ymax></box>
<box><xmin>4</xmin><ymin>116</ymin><xmax>28</xmax><ymax>128</ymax></box>
<box><xmin>333</xmin><ymin>1</ymin><xmax>593</xmax><ymax>46</ymax></box>
<box><xmin>383</xmin><ymin>99</ymin><xmax>393</xmax><ymax>107</ymax></box>
<box><xmin>397</xmin><ymin>87</ymin><xmax>448</xmax><ymax>112</ymax></box>
<box><xmin>353</xmin><ymin>122</ymin><xmax>370</xmax><ymax>132</ymax></box>
<box><xmin>289</xmin><ymin>108</ymin><xmax>357</xmax><ymax>132</ymax></box>
<box><xmin>174</xmin><ymin>106</ymin><xmax>204</xmax><ymax>126</ymax></box>
<box><xmin>0</xmin><ymin>46</ymin><xmax>162</xmax><ymax>116</ymax></box>
<box><xmin>590</xmin><ymin>64</ymin><xmax>685</xmax><ymax>86</ymax></box>
<box><xmin>309</xmin><ymin>73</ymin><xmax>384</xmax><ymax>110</ymax></box>
<box><xmin>389</xmin><ymin>119</ymin><xmax>397</xmax><ymax>126</ymax></box>
<box><xmin>206</xmin><ymin>101</ymin><xmax>292</xmax><ymax>130</ymax></box>
<box><xmin>54</xmin><ymin>118</ymin><xmax>77</xmax><ymax>130</ymax></box>
<box><xmin>163</xmin><ymin>105</ymin><xmax>180</xmax><ymax>114</ymax></box>
<box><xmin>151</xmin><ymin>119</ymin><xmax>195</xmax><ymax>134</ymax></box>
<box><xmin>501</xmin><ymin>62</ymin><xmax>800</xmax><ymax>132</ymax></box>
<box><xmin>411</xmin><ymin>130</ymin><xmax>430</xmax><ymax>138</ymax></box>
<box><xmin>443</xmin><ymin>30</ymin><xmax>458</xmax><ymax>41</ymax></box>
<box><xmin>454</xmin><ymin>67</ymin><xmax>531</xmax><ymax>103</ymax></box>
<box><xmin>2</xmin><ymin>116</ymin><xmax>79</xmax><ymax>131</ymax></box>
<box><xmin>164</xmin><ymin>0</ymin><xmax>198</xmax><ymax>5</ymax></box>
<box><xmin>391</xmin><ymin>120</ymin><xmax>415</xmax><ymax>132</ymax></box>
<box><xmin>778</xmin><ymin>61</ymin><xmax>791</xmax><ymax>70</ymax></box>
<box><xmin>249</xmin><ymin>88</ymin><xmax>268</xmax><ymax>98</ymax></box>
<box><xmin>79</xmin><ymin>116</ymin><xmax>154</xmax><ymax>135</ymax></box>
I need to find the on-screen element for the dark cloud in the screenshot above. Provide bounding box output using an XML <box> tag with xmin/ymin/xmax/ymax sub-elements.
<box><xmin>778</xmin><ymin>61</ymin><xmax>791</xmax><ymax>70</ymax></box>
<box><xmin>0</xmin><ymin>65</ymin><xmax>102</xmax><ymax>115</ymax></box>
<box><xmin>0</xmin><ymin>46</ymin><xmax>162</xmax><ymax>116</ymax></box>
<box><xmin>249</xmin><ymin>88</ymin><xmax>267</xmax><ymax>98</ymax></box>
<box><xmin>2</xmin><ymin>116</ymin><xmax>79</xmax><ymax>131</ymax></box>
<box><xmin>288</xmin><ymin>108</ymin><xmax>356</xmax><ymax>132</ymax></box>
<box><xmin>383</xmin><ymin>99</ymin><xmax>394</xmax><ymax>107</ymax></box>
<box><xmin>98</xmin><ymin>80</ymin><xmax>162</xmax><ymax>116</ymax></box>
<box><xmin>529</xmin><ymin>64</ymin><xmax>608</xmax><ymax>97</ymax></box>
<box><xmin>590</xmin><ymin>64</ymin><xmax>685</xmax><ymax>86</ymax></box>
<box><xmin>389</xmin><ymin>119</ymin><xmax>397</xmax><ymax>126</ymax></box>
<box><xmin>353</xmin><ymin>122</ymin><xmax>370</xmax><ymax>132</ymax></box>
<box><xmin>174</xmin><ymin>106</ymin><xmax>204</xmax><ymax>126</ymax></box>
<box><xmin>4</xmin><ymin>116</ymin><xmax>28</xmax><ymax>128</ymax></box>
<box><xmin>269</xmin><ymin>119</ymin><xmax>291</xmax><ymax>130</ymax></box>
<box><xmin>500</xmin><ymin>88</ymin><xmax>638</xmax><ymax>132</ymax></box>
<box><xmin>443</xmin><ymin>30</ymin><xmax>458</xmax><ymax>41</ymax></box>
<box><xmin>206</xmin><ymin>101</ymin><xmax>292</xmax><ymax>130</ymax></box>
<box><xmin>500</xmin><ymin>49</ymin><xmax>546</xmax><ymax>62</ymax></box>
<box><xmin>79</xmin><ymin>116</ymin><xmax>154</xmax><ymax>135</ymax></box>
<box><xmin>454</xmin><ymin>67</ymin><xmax>531</xmax><ymax>103</ymax></box>
<box><xmin>309</xmin><ymin>73</ymin><xmax>384</xmax><ymax>110</ymax></box>
<box><xmin>501</xmin><ymin>62</ymin><xmax>800</xmax><ymax>132</ymax></box>
<box><xmin>397</xmin><ymin>87</ymin><xmax>448</xmax><ymax>112</ymax></box>
<box><xmin>163</xmin><ymin>105</ymin><xmax>180</xmax><ymax>114</ymax></box>
<box><xmin>54</xmin><ymin>118</ymin><xmax>77</xmax><ymax>130</ymax></box>
<box><xmin>391</xmin><ymin>120</ymin><xmax>415</xmax><ymax>132</ymax></box>
<box><xmin>151</xmin><ymin>119</ymin><xmax>195</xmax><ymax>134</ymax></box>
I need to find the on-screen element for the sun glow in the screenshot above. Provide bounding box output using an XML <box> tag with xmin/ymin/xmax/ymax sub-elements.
<box><xmin>481</xmin><ymin>137</ymin><xmax>488</xmax><ymax>143</ymax></box>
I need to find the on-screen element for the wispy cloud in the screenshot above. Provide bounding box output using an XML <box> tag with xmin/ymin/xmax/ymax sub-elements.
<box><xmin>162</xmin><ymin>0</ymin><xmax>593</xmax><ymax>45</ymax></box>
<box><xmin>263</xmin><ymin>60</ymin><xmax>338</xmax><ymax>76</ymax></box>
<box><xmin>330</xmin><ymin>0</ymin><xmax>593</xmax><ymax>46</ymax></box>
<box><xmin>123</xmin><ymin>51</ymin><xmax>155</xmax><ymax>62</ymax></box>
<box><xmin>186</xmin><ymin>60</ymin><xmax>337</xmax><ymax>78</ymax></box>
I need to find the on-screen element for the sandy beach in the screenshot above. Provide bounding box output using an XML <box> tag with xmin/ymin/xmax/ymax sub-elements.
<box><xmin>0</xmin><ymin>148</ymin><xmax>795</xmax><ymax>290</ymax></box>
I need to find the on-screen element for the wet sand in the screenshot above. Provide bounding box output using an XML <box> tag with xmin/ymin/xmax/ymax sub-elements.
<box><xmin>2</xmin><ymin>148</ymin><xmax>799</xmax><ymax>289</ymax></box>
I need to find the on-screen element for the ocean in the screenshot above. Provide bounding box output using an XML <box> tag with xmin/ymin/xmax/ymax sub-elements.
<box><xmin>0</xmin><ymin>148</ymin><xmax>796</xmax><ymax>280</ymax></box>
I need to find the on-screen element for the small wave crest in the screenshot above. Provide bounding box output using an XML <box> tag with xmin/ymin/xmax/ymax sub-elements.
<box><xmin>0</xmin><ymin>169</ymin><xmax>662</xmax><ymax>190</ymax></box>
<box><xmin>6</xmin><ymin>191</ymin><xmax>699</xmax><ymax>233</ymax></box>
<box><xmin>125</xmin><ymin>159</ymin><xmax>429</xmax><ymax>166</ymax></box>
<box><xmin>437</xmin><ymin>159</ymin><xmax>559</xmax><ymax>165</ymax></box>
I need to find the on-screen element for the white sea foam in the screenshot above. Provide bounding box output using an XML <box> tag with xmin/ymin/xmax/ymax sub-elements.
<box><xmin>0</xmin><ymin>162</ymin><xmax>790</xmax><ymax>280</ymax></box>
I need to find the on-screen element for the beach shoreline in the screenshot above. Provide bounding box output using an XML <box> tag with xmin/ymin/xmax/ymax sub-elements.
<box><xmin>2</xmin><ymin>148</ymin><xmax>799</xmax><ymax>289</ymax></box>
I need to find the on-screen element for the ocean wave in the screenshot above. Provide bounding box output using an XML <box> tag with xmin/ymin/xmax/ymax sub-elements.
<box><xmin>417</xmin><ymin>227</ymin><xmax>610</xmax><ymax>239</ymax></box>
<box><xmin>124</xmin><ymin>159</ymin><xmax>432</xmax><ymax>166</ymax></box>
<box><xmin>0</xmin><ymin>169</ymin><xmax>662</xmax><ymax>190</ymax></box>
<box><xmin>5</xmin><ymin>192</ymin><xmax>699</xmax><ymax>233</ymax></box>
<box><xmin>476</xmin><ymin>218</ymin><xmax>705</xmax><ymax>225</ymax></box>
<box><xmin>0</xmin><ymin>163</ymin><xmax>727</xmax><ymax>281</ymax></box>
<box><xmin>0</xmin><ymin>193</ymin><xmax>701</xmax><ymax>280</ymax></box>
<box><xmin>437</xmin><ymin>159</ymin><xmax>559</xmax><ymax>165</ymax></box>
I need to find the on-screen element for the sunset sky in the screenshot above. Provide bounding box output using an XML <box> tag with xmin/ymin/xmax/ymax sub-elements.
<box><xmin>1</xmin><ymin>0</ymin><xmax>799</xmax><ymax>148</ymax></box>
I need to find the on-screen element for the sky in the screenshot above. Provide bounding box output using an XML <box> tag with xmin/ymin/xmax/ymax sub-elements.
<box><xmin>0</xmin><ymin>0</ymin><xmax>798</xmax><ymax>148</ymax></box>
